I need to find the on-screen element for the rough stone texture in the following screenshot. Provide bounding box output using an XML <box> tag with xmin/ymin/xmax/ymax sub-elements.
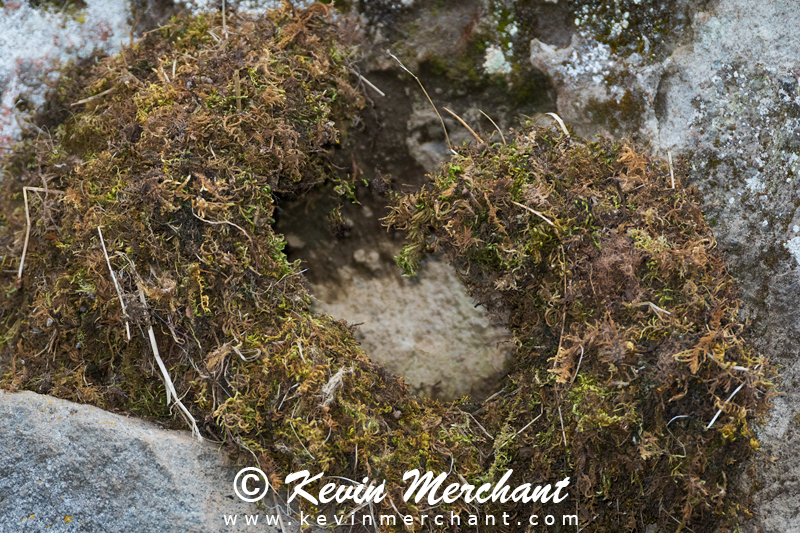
<box><xmin>311</xmin><ymin>254</ymin><xmax>513</xmax><ymax>400</ymax></box>
<box><xmin>0</xmin><ymin>390</ymin><xmax>281</xmax><ymax>533</ymax></box>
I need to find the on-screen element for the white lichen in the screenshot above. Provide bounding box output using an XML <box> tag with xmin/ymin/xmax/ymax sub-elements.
<box><xmin>0</xmin><ymin>0</ymin><xmax>130</xmax><ymax>155</ymax></box>
<box><xmin>483</xmin><ymin>45</ymin><xmax>511</xmax><ymax>75</ymax></box>
<box><xmin>784</xmin><ymin>237</ymin><xmax>800</xmax><ymax>265</ymax></box>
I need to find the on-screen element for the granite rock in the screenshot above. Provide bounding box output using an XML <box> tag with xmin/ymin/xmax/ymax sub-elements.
<box><xmin>0</xmin><ymin>390</ymin><xmax>281</xmax><ymax>533</ymax></box>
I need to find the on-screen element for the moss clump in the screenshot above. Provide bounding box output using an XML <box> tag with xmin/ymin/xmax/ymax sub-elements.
<box><xmin>0</xmin><ymin>4</ymin><xmax>773</xmax><ymax>531</ymax></box>
<box><xmin>0</xmin><ymin>5</ymin><xmax>484</xmax><ymax>526</ymax></box>
<box><xmin>386</xmin><ymin>126</ymin><xmax>773</xmax><ymax>530</ymax></box>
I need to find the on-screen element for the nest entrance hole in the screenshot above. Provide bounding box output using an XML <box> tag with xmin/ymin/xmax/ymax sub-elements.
<box><xmin>275</xmin><ymin>190</ymin><xmax>513</xmax><ymax>401</ymax></box>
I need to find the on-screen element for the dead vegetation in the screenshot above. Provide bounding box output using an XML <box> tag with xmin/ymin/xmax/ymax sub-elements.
<box><xmin>385</xmin><ymin>126</ymin><xmax>774</xmax><ymax>530</ymax></box>
<box><xmin>0</xmin><ymin>4</ymin><xmax>773</xmax><ymax>532</ymax></box>
<box><xmin>0</xmin><ymin>4</ymin><xmax>481</xmax><ymax>527</ymax></box>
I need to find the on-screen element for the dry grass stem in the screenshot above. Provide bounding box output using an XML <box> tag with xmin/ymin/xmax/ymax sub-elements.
<box><xmin>70</xmin><ymin>87</ymin><xmax>115</xmax><ymax>107</ymax></box>
<box><xmin>129</xmin><ymin>260</ymin><xmax>201</xmax><ymax>440</ymax></box>
<box><xmin>443</xmin><ymin>107</ymin><xmax>485</xmax><ymax>145</ymax></box>
<box><xmin>639</xmin><ymin>300</ymin><xmax>671</xmax><ymax>316</ymax></box>
<box><xmin>97</xmin><ymin>226</ymin><xmax>131</xmax><ymax>340</ymax></box>
<box><xmin>354</xmin><ymin>71</ymin><xmax>385</xmax><ymax>97</ymax></box>
<box><xmin>510</xmin><ymin>199</ymin><xmax>555</xmax><ymax>227</ymax></box>
<box><xmin>387</xmin><ymin>50</ymin><xmax>453</xmax><ymax>153</ymax></box>
<box><xmin>706</xmin><ymin>382</ymin><xmax>745</xmax><ymax>430</ymax></box>
<box><xmin>479</xmin><ymin>109</ymin><xmax>506</xmax><ymax>146</ymax></box>
<box><xmin>233</xmin><ymin>69</ymin><xmax>242</xmax><ymax>112</ymax></box>
<box><xmin>159</xmin><ymin>65</ymin><xmax>170</xmax><ymax>84</ymax></box>
<box><xmin>17</xmin><ymin>187</ymin><xmax>65</xmax><ymax>282</ymax></box>
<box><xmin>569</xmin><ymin>345</ymin><xmax>585</xmax><ymax>386</ymax></box>
<box><xmin>289</xmin><ymin>421</ymin><xmax>315</xmax><ymax>459</ymax></box>
<box><xmin>466</xmin><ymin>412</ymin><xmax>494</xmax><ymax>440</ymax></box>
<box><xmin>668</xmin><ymin>150</ymin><xmax>675</xmax><ymax>189</ymax></box>
<box><xmin>515</xmin><ymin>404</ymin><xmax>544</xmax><ymax>437</ymax></box>
<box><xmin>545</xmin><ymin>112</ymin><xmax>570</xmax><ymax>136</ymax></box>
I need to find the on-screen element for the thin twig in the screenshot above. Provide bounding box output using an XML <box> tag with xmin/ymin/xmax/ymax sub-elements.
<box><xmin>17</xmin><ymin>187</ymin><xmax>65</xmax><ymax>282</ymax></box>
<box><xmin>479</xmin><ymin>109</ymin><xmax>506</xmax><ymax>146</ymax></box>
<box><xmin>510</xmin><ymin>199</ymin><xmax>555</xmax><ymax>227</ymax></box>
<box><xmin>98</xmin><ymin>227</ymin><xmax>131</xmax><ymax>340</ymax></box>
<box><xmin>443</xmin><ymin>107</ymin><xmax>485</xmax><ymax>145</ymax></box>
<box><xmin>387</xmin><ymin>50</ymin><xmax>453</xmax><ymax>153</ymax></box>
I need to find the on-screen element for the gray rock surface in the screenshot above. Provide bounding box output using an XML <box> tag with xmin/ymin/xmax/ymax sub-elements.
<box><xmin>0</xmin><ymin>390</ymin><xmax>282</xmax><ymax>533</ymax></box>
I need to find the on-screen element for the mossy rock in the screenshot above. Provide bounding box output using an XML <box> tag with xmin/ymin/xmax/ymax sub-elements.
<box><xmin>0</xmin><ymin>5</ymin><xmax>772</xmax><ymax>532</ymax></box>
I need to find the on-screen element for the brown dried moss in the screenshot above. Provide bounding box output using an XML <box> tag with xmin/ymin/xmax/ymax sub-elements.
<box><xmin>0</xmin><ymin>4</ymin><xmax>773</xmax><ymax>531</ymax></box>
<box><xmin>0</xmin><ymin>5</ymin><xmax>484</xmax><ymax>528</ymax></box>
<box><xmin>386</xmin><ymin>127</ymin><xmax>774</xmax><ymax>530</ymax></box>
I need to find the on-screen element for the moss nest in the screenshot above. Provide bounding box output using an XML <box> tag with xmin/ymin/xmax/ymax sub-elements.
<box><xmin>0</xmin><ymin>4</ymin><xmax>772</xmax><ymax>532</ymax></box>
